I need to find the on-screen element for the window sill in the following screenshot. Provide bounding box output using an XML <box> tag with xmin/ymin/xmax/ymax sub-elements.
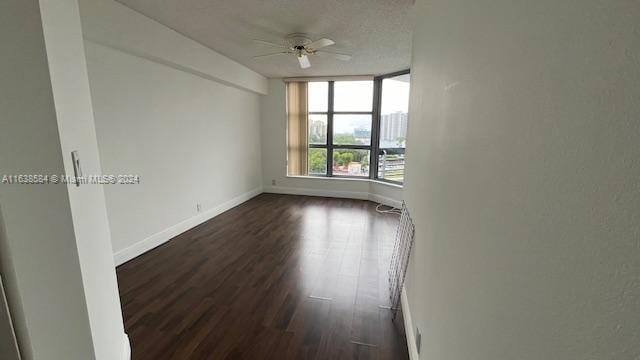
<box><xmin>286</xmin><ymin>175</ymin><xmax>403</xmax><ymax>189</ymax></box>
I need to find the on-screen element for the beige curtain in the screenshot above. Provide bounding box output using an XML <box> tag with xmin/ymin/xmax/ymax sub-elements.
<box><xmin>286</xmin><ymin>82</ymin><xmax>308</xmax><ymax>176</ymax></box>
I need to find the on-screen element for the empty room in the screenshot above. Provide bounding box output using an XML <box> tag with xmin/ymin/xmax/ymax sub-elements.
<box><xmin>1</xmin><ymin>0</ymin><xmax>639</xmax><ymax>359</ymax></box>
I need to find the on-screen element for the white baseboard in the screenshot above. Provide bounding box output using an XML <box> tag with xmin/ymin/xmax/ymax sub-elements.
<box><xmin>113</xmin><ymin>185</ymin><xmax>399</xmax><ymax>266</ymax></box>
<box><xmin>263</xmin><ymin>185</ymin><xmax>402</xmax><ymax>208</ymax></box>
<box><xmin>264</xmin><ymin>185</ymin><xmax>369</xmax><ymax>201</ymax></box>
<box><xmin>369</xmin><ymin>192</ymin><xmax>403</xmax><ymax>209</ymax></box>
<box><xmin>122</xmin><ymin>333</ymin><xmax>131</xmax><ymax>360</ymax></box>
<box><xmin>113</xmin><ymin>187</ymin><xmax>263</xmax><ymax>266</ymax></box>
<box><xmin>401</xmin><ymin>285</ymin><xmax>419</xmax><ymax>360</ymax></box>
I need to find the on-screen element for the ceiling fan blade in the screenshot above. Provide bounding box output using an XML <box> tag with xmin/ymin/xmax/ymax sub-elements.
<box><xmin>253</xmin><ymin>52</ymin><xmax>289</xmax><ymax>59</ymax></box>
<box><xmin>253</xmin><ymin>39</ymin><xmax>286</xmax><ymax>48</ymax></box>
<box><xmin>315</xmin><ymin>50</ymin><xmax>352</xmax><ymax>61</ymax></box>
<box><xmin>307</xmin><ymin>38</ymin><xmax>335</xmax><ymax>50</ymax></box>
<box><xmin>298</xmin><ymin>54</ymin><xmax>311</xmax><ymax>69</ymax></box>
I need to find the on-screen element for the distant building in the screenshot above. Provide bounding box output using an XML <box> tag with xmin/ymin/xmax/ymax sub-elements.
<box><xmin>309</xmin><ymin>119</ymin><xmax>325</xmax><ymax>142</ymax></box>
<box><xmin>353</xmin><ymin>128</ymin><xmax>371</xmax><ymax>140</ymax></box>
<box><xmin>380</xmin><ymin>111</ymin><xmax>408</xmax><ymax>147</ymax></box>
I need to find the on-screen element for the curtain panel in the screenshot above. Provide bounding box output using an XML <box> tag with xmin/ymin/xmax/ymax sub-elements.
<box><xmin>286</xmin><ymin>82</ymin><xmax>308</xmax><ymax>176</ymax></box>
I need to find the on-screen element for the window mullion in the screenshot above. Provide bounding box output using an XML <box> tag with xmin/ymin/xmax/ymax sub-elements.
<box><xmin>327</xmin><ymin>81</ymin><xmax>334</xmax><ymax>177</ymax></box>
<box><xmin>371</xmin><ymin>77</ymin><xmax>383</xmax><ymax>180</ymax></box>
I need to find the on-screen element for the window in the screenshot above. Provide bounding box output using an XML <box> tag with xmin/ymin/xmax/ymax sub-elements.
<box><xmin>333</xmin><ymin>115</ymin><xmax>372</xmax><ymax>145</ymax></box>
<box><xmin>308</xmin><ymin>81</ymin><xmax>328</xmax><ymax>112</ymax></box>
<box><xmin>307</xmin><ymin>80</ymin><xmax>374</xmax><ymax>178</ymax></box>
<box><xmin>308</xmin><ymin>114</ymin><xmax>327</xmax><ymax>145</ymax></box>
<box><xmin>300</xmin><ymin>71</ymin><xmax>410</xmax><ymax>184</ymax></box>
<box><xmin>333</xmin><ymin>149</ymin><xmax>370</xmax><ymax>176</ymax></box>
<box><xmin>307</xmin><ymin>82</ymin><xmax>329</xmax><ymax>175</ymax></box>
<box><xmin>377</xmin><ymin>72</ymin><xmax>410</xmax><ymax>184</ymax></box>
<box><xmin>334</xmin><ymin>81</ymin><xmax>373</xmax><ymax>111</ymax></box>
<box><xmin>308</xmin><ymin>148</ymin><xmax>327</xmax><ymax>175</ymax></box>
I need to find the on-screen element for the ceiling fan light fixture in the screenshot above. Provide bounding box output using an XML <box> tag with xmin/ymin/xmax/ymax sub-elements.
<box><xmin>297</xmin><ymin>54</ymin><xmax>311</xmax><ymax>69</ymax></box>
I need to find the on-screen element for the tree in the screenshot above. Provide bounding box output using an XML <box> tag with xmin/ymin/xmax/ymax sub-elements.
<box><xmin>308</xmin><ymin>149</ymin><xmax>326</xmax><ymax>173</ymax></box>
<box><xmin>333</xmin><ymin>133</ymin><xmax>357</xmax><ymax>145</ymax></box>
<box><xmin>340</xmin><ymin>152</ymin><xmax>353</xmax><ymax>166</ymax></box>
<box><xmin>309</xmin><ymin>133</ymin><xmax>324</xmax><ymax>143</ymax></box>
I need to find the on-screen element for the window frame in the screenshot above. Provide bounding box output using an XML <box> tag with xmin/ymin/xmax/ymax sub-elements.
<box><xmin>306</xmin><ymin>70</ymin><xmax>410</xmax><ymax>183</ymax></box>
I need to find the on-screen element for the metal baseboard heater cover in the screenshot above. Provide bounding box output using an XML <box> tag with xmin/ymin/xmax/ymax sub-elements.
<box><xmin>388</xmin><ymin>201</ymin><xmax>415</xmax><ymax>320</ymax></box>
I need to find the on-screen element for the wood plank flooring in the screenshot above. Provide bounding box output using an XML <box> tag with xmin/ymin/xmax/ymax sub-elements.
<box><xmin>116</xmin><ymin>194</ymin><xmax>409</xmax><ymax>360</ymax></box>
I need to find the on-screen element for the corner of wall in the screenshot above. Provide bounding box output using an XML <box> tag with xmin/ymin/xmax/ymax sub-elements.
<box><xmin>121</xmin><ymin>333</ymin><xmax>130</xmax><ymax>360</ymax></box>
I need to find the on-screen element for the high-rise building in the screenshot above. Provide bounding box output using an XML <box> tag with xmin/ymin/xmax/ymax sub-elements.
<box><xmin>380</xmin><ymin>111</ymin><xmax>408</xmax><ymax>146</ymax></box>
<box><xmin>309</xmin><ymin>119</ymin><xmax>326</xmax><ymax>142</ymax></box>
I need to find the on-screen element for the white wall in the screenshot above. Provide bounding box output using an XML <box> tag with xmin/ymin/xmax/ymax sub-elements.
<box><xmin>0</xmin><ymin>0</ymin><xmax>126</xmax><ymax>359</ymax></box>
<box><xmin>260</xmin><ymin>79</ymin><xmax>404</xmax><ymax>207</ymax></box>
<box><xmin>80</xmin><ymin>0</ymin><xmax>265</xmax><ymax>263</ymax></box>
<box><xmin>39</xmin><ymin>0</ymin><xmax>127</xmax><ymax>358</ymax></box>
<box><xmin>403</xmin><ymin>0</ymin><xmax>640</xmax><ymax>359</ymax></box>
<box><xmin>0</xmin><ymin>276</ymin><xmax>20</xmax><ymax>360</ymax></box>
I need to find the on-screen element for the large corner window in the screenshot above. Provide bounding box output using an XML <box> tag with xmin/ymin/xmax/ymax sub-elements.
<box><xmin>294</xmin><ymin>71</ymin><xmax>409</xmax><ymax>184</ymax></box>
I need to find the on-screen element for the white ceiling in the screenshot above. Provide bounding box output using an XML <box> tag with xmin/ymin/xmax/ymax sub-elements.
<box><xmin>115</xmin><ymin>0</ymin><xmax>415</xmax><ymax>78</ymax></box>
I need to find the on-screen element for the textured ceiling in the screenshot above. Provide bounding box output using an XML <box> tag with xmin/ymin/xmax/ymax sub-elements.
<box><xmin>115</xmin><ymin>0</ymin><xmax>415</xmax><ymax>78</ymax></box>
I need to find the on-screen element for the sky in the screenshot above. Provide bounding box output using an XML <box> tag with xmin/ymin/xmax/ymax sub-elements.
<box><xmin>381</xmin><ymin>78</ymin><xmax>410</xmax><ymax>114</ymax></box>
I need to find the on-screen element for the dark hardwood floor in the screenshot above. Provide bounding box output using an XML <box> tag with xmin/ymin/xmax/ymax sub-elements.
<box><xmin>117</xmin><ymin>194</ymin><xmax>409</xmax><ymax>360</ymax></box>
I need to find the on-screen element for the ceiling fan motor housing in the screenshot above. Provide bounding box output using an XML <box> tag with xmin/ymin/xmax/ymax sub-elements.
<box><xmin>287</xmin><ymin>33</ymin><xmax>313</xmax><ymax>52</ymax></box>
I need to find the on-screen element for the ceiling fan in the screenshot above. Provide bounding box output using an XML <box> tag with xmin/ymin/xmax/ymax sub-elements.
<box><xmin>253</xmin><ymin>33</ymin><xmax>352</xmax><ymax>69</ymax></box>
